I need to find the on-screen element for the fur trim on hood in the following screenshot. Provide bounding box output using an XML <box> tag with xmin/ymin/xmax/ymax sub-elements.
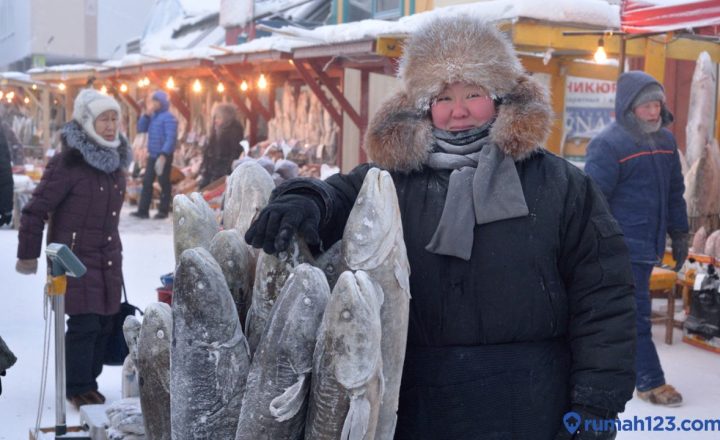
<box><xmin>61</xmin><ymin>120</ymin><xmax>131</xmax><ymax>173</ymax></box>
<box><xmin>365</xmin><ymin>75</ymin><xmax>552</xmax><ymax>172</ymax></box>
<box><xmin>366</xmin><ymin>17</ymin><xmax>553</xmax><ymax>172</ymax></box>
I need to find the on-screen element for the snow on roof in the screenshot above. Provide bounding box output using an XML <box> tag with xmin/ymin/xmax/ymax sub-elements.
<box><xmin>221</xmin><ymin>0</ymin><xmax>322</xmax><ymax>28</ymax></box>
<box><xmin>26</xmin><ymin>64</ymin><xmax>106</xmax><ymax>74</ymax></box>
<box><xmin>0</xmin><ymin>72</ymin><xmax>34</xmax><ymax>82</ymax></box>
<box><xmin>225</xmin><ymin>34</ymin><xmax>313</xmax><ymax>54</ymax></box>
<box><xmin>180</xmin><ymin>0</ymin><xmax>221</xmax><ymax>16</ymax></box>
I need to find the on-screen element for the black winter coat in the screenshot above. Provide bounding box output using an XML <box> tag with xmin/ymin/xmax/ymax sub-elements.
<box><xmin>200</xmin><ymin>120</ymin><xmax>244</xmax><ymax>188</ymax></box>
<box><xmin>0</xmin><ymin>128</ymin><xmax>12</xmax><ymax>216</ymax></box>
<box><xmin>18</xmin><ymin>121</ymin><xmax>130</xmax><ymax>316</ymax></box>
<box><xmin>274</xmin><ymin>77</ymin><xmax>636</xmax><ymax>439</ymax></box>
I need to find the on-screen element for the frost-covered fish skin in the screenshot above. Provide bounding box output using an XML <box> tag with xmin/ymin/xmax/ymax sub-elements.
<box><xmin>342</xmin><ymin>168</ymin><xmax>411</xmax><ymax>440</ymax></box>
<box><xmin>137</xmin><ymin>302</ymin><xmax>172</xmax><ymax>440</ymax></box>
<box><xmin>172</xmin><ymin>192</ymin><xmax>219</xmax><ymax>263</ymax></box>
<box><xmin>314</xmin><ymin>240</ymin><xmax>346</xmax><ymax>290</ymax></box>
<box><xmin>222</xmin><ymin>161</ymin><xmax>275</xmax><ymax>235</ymax></box>
<box><xmin>685</xmin><ymin>51</ymin><xmax>717</xmax><ymax>168</ymax></box>
<box><xmin>209</xmin><ymin>229</ymin><xmax>255</xmax><ymax>328</ymax></box>
<box><xmin>305</xmin><ymin>270</ymin><xmax>384</xmax><ymax>440</ymax></box>
<box><xmin>244</xmin><ymin>238</ymin><xmax>314</xmax><ymax>357</ymax></box>
<box><xmin>235</xmin><ymin>264</ymin><xmax>330</xmax><ymax>440</ymax></box>
<box><xmin>171</xmin><ymin>247</ymin><xmax>251</xmax><ymax>440</ymax></box>
<box><xmin>122</xmin><ymin>315</ymin><xmax>142</xmax><ymax>398</ymax></box>
<box><xmin>684</xmin><ymin>141</ymin><xmax>720</xmax><ymax>231</ymax></box>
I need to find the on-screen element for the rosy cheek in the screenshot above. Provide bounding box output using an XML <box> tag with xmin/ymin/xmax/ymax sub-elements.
<box><xmin>471</xmin><ymin>99</ymin><xmax>496</xmax><ymax>122</ymax></box>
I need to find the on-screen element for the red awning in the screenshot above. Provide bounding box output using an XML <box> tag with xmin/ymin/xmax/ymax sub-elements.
<box><xmin>621</xmin><ymin>0</ymin><xmax>720</xmax><ymax>34</ymax></box>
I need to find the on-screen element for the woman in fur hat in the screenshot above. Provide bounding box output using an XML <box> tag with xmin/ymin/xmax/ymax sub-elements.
<box><xmin>246</xmin><ymin>17</ymin><xmax>635</xmax><ymax>439</ymax></box>
<box><xmin>199</xmin><ymin>102</ymin><xmax>244</xmax><ymax>188</ymax></box>
<box><xmin>16</xmin><ymin>88</ymin><xmax>130</xmax><ymax>409</ymax></box>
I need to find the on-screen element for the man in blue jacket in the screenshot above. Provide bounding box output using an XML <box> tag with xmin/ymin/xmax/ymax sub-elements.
<box><xmin>131</xmin><ymin>90</ymin><xmax>178</xmax><ymax>219</ymax></box>
<box><xmin>585</xmin><ymin>71</ymin><xmax>688</xmax><ymax>407</ymax></box>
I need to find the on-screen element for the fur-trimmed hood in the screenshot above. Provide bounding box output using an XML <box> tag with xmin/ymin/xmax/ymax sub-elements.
<box><xmin>365</xmin><ymin>17</ymin><xmax>553</xmax><ymax>172</ymax></box>
<box><xmin>61</xmin><ymin>120</ymin><xmax>131</xmax><ymax>173</ymax></box>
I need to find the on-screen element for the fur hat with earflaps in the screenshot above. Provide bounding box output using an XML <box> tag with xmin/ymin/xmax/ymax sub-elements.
<box><xmin>365</xmin><ymin>16</ymin><xmax>553</xmax><ymax>172</ymax></box>
<box><xmin>73</xmin><ymin>88</ymin><xmax>122</xmax><ymax>149</ymax></box>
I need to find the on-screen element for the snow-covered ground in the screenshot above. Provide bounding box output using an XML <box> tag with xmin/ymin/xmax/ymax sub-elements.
<box><xmin>0</xmin><ymin>207</ymin><xmax>719</xmax><ymax>439</ymax></box>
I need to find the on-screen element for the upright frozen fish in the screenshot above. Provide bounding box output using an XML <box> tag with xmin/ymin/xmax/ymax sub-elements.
<box><xmin>209</xmin><ymin>229</ymin><xmax>255</xmax><ymax>328</ymax></box>
<box><xmin>244</xmin><ymin>238</ymin><xmax>314</xmax><ymax>357</ymax></box>
<box><xmin>342</xmin><ymin>167</ymin><xmax>410</xmax><ymax>439</ymax></box>
<box><xmin>172</xmin><ymin>192</ymin><xmax>219</xmax><ymax>263</ymax></box>
<box><xmin>122</xmin><ymin>315</ymin><xmax>142</xmax><ymax>398</ymax></box>
<box><xmin>685</xmin><ymin>51</ymin><xmax>717</xmax><ymax>168</ymax></box>
<box><xmin>137</xmin><ymin>302</ymin><xmax>172</xmax><ymax>440</ymax></box>
<box><xmin>684</xmin><ymin>141</ymin><xmax>720</xmax><ymax>231</ymax></box>
<box><xmin>314</xmin><ymin>240</ymin><xmax>347</xmax><ymax>290</ymax></box>
<box><xmin>171</xmin><ymin>247</ymin><xmax>251</xmax><ymax>440</ymax></box>
<box><xmin>235</xmin><ymin>264</ymin><xmax>330</xmax><ymax>440</ymax></box>
<box><xmin>222</xmin><ymin>160</ymin><xmax>275</xmax><ymax>235</ymax></box>
<box><xmin>305</xmin><ymin>270</ymin><xmax>384</xmax><ymax>440</ymax></box>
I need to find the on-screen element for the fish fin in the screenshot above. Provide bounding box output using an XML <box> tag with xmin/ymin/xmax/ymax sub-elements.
<box><xmin>394</xmin><ymin>259</ymin><xmax>411</xmax><ymax>298</ymax></box>
<box><xmin>341</xmin><ymin>394</ymin><xmax>371</xmax><ymax>440</ymax></box>
<box><xmin>269</xmin><ymin>373</ymin><xmax>310</xmax><ymax>422</ymax></box>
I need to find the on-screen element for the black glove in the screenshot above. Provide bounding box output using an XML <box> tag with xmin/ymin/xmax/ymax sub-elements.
<box><xmin>245</xmin><ymin>193</ymin><xmax>322</xmax><ymax>254</ymax></box>
<box><xmin>554</xmin><ymin>405</ymin><xmax>617</xmax><ymax>440</ymax></box>
<box><xmin>669</xmin><ymin>230</ymin><xmax>689</xmax><ymax>271</ymax></box>
<box><xmin>0</xmin><ymin>212</ymin><xmax>11</xmax><ymax>226</ymax></box>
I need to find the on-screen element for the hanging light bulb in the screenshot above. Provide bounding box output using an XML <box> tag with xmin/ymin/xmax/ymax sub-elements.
<box><xmin>23</xmin><ymin>96</ymin><xmax>30</xmax><ymax>104</ymax></box>
<box><xmin>6</xmin><ymin>91</ymin><xmax>14</xmax><ymax>102</ymax></box>
<box><xmin>257</xmin><ymin>74</ymin><xmax>267</xmax><ymax>90</ymax></box>
<box><xmin>58</xmin><ymin>82</ymin><xmax>67</xmax><ymax>91</ymax></box>
<box><xmin>192</xmin><ymin>79</ymin><xmax>202</xmax><ymax>93</ymax></box>
<box><xmin>217</xmin><ymin>82</ymin><xmax>225</xmax><ymax>93</ymax></box>
<box><xmin>100</xmin><ymin>85</ymin><xmax>108</xmax><ymax>94</ymax></box>
<box><xmin>0</xmin><ymin>91</ymin><xmax>4</xmax><ymax>100</ymax></box>
<box><xmin>31</xmin><ymin>84</ymin><xmax>37</xmax><ymax>90</ymax></box>
<box><xmin>166</xmin><ymin>76</ymin><xmax>175</xmax><ymax>90</ymax></box>
<box><xmin>120</xmin><ymin>83</ymin><xmax>128</xmax><ymax>93</ymax></box>
<box><xmin>144</xmin><ymin>77</ymin><xmax>151</xmax><ymax>86</ymax></box>
<box><xmin>137</xmin><ymin>78</ymin><xmax>144</xmax><ymax>88</ymax></box>
<box><xmin>240</xmin><ymin>80</ymin><xmax>248</xmax><ymax>92</ymax></box>
<box><xmin>594</xmin><ymin>37</ymin><xmax>607</xmax><ymax>64</ymax></box>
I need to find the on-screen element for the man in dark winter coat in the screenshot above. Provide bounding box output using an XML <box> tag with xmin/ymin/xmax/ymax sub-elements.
<box><xmin>0</xmin><ymin>127</ymin><xmax>12</xmax><ymax>226</ymax></box>
<box><xmin>131</xmin><ymin>90</ymin><xmax>178</xmax><ymax>219</ymax></box>
<box><xmin>199</xmin><ymin>102</ymin><xmax>244</xmax><ymax>188</ymax></box>
<box><xmin>16</xmin><ymin>88</ymin><xmax>130</xmax><ymax>408</ymax></box>
<box><xmin>585</xmin><ymin>71</ymin><xmax>688</xmax><ymax>407</ymax></box>
<box><xmin>245</xmin><ymin>17</ymin><xmax>636</xmax><ymax>440</ymax></box>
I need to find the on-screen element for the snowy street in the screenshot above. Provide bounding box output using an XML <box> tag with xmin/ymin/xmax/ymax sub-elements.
<box><xmin>0</xmin><ymin>208</ymin><xmax>717</xmax><ymax>438</ymax></box>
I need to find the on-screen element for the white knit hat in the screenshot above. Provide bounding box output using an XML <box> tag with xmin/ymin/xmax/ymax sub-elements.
<box><xmin>73</xmin><ymin>88</ymin><xmax>122</xmax><ymax>148</ymax></box>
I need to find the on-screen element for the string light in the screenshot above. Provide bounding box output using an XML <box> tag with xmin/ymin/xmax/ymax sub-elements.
<box><xmin>100</xmin><ymin>85</ymin><xmax>108</xmax><ymax>94</ymax></box>
<box><xmin>31</xmin><ymin>84</ymin><xmax>37</xmax><ymax>90</ymax></box>
<box><xmin>166</xmin><ymin>76</ymin><xmax>175</xmax><ymax>90</ymax></box>
<box><xmin>58</xmin><ymin>83</ymin><xmax>66</xmax><ymax>91</ymax></box>
<box><xmin>217</xmin><ymin>82</ymin><xmax>225</xmax><ymax>93</ymax></box>
<box><xmin>120</xmin><ymin>83</ymin><xmax>128</xmax><ymax>93</ymax></box>
<box><xmin>240</xmin><ymin>80</ymin><xmax>248</xmax><ymax>92</ymax></box>
<box><xmin>6</xmin><ymin>91</ymin><xmax>14</xmax><ymax>102</ymax></box>
<box><xmin>23</xmin><ymin>97</ymin><xmax>30</xmax><ymax>104</ymax></box>
<box><xmin>0</xmin><ymin>91</ymin><xmax>4</xmax><ymax>100</ymax></box>
<box><xmin>192</xmin><ymin>79</ymin><xmax>202</xmax><ymax>93</ymax></box>
<box><xmin>137</xmin><ymin>78</ymin><xmax>144</xmax><ymax>88</ymax></box>
<box><xmin>143</xmin><ymin>77</ymin><xmax>150</xmax><ymax>86</ymax></box>
<box><xmin>257</xmin><ymin>74</ymin><xmax>267</xmax><ymax>90</ymax></box>
<box><xmin>594</xmin><ymin>37</ymin><xmax>607</xmax><ymax>64</ymax></box>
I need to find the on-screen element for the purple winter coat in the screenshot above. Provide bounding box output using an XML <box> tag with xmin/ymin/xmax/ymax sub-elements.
<box><xmin>17</xmin><ymin>121</ymin><xmax>131</xmax><ymax>316</ymax></box>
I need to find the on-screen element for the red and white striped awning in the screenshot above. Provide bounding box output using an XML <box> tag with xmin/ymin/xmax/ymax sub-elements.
<box><xmin>621</xmin><ymin>0</ymin><xmax>720</xmax><ymax>34</ymax></box>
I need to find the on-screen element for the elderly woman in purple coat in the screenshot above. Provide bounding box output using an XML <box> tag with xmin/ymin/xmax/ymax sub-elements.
<box><xmin>16</xmin><ymin>88</ymin><xmax>130</xmax><ymax>408</ymax></box>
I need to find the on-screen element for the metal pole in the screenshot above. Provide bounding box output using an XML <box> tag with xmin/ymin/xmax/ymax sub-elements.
<box><xmin>619</xmin><ymin>36</ymin><xmax>627</xmax><ymax>75</ymax></box>
<box><xmin>53</xmin><ymin>293</ymin><xmax>66</xmax><ymax>437</ymax></box>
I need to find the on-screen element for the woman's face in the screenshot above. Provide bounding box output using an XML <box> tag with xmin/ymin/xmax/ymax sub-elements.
<box><xmin>213</xmin><ymin>113</ymin><xmax>226</xmax><ymax>129</ymax></box>
<box><xmin>94</xmin><ymin>110</ymin><xmax>119</xmax><ymax>141</ymax></box>
<box><xmin>430</xmin><ymin>83</ymin><xmax>496</xmax><ymax>131</ymax></box>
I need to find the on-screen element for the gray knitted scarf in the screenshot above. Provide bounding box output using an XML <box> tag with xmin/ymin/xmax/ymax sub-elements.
<box><xmin>62</xmin><ymin>120</ymin><xmax>131</xmax><ymax>173</ymax></box>
<box><xmin>425</xmin><ymin>126</ymin><xmax>529</xmax><ymax>260</ymax></box>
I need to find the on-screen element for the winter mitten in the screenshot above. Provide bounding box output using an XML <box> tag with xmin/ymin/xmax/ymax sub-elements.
<box><xmin>15</xmin><ymin>259</ymin><xmax>38</xmax><ymax>275</ymax></box>
<box><xmin>0</xmin><ymin>212</ymin><xmax>11</xmax><ymax>226</ymax></box>
<box><xmin>554</xmin><ymin>405</ymin><xmax>617</xmax><ymax>440</ymax></box>
<box><xmin>154</xmin><ymin>154</ymin><xmax>167</xmax><ymax>176</ymax></box>
<box><xmin>244</xmin><ymin>193</ymin><xmax>321</xmax><ymax>254</ymax></box>
<box><xmin>670</xmin><ymin>230</ymin><xmax>689</xmax><ymax>271</ymax></box>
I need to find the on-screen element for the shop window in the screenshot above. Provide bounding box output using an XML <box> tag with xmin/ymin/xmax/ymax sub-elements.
<box><xmin>343</xmin><ymin>0</ymin><xmax>402</xmax><ymax>22</ymax></box>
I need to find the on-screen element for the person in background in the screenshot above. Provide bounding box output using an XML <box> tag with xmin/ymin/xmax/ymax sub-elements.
<box><xmin>16</xmin><ymin>88</ymin><xmax>130</xmax><ymax>408</ymax></box>
<box><xmin>131</xmin><ymin>90</ymin><xmax>177</xmax><ymax>219</ymax></box>
<box><xmin>198</xmin><ymin>103</ymin><xmax>244</xmax><ymax>189</ymax></box>
<box><xmin>245</xmin><ymin>16</ymin><xmax>636</xmax><ymax>440</ymax></box>
<box><xmin>0</xmin><ymin>127</ymin><xmax>12</xmax><ymax>227</ymax></box>
<box><xmin>585</xmin><ymin>71</ymin><xmax>688</xmax><ymax>407</ymax></box>
<box><xmin>0</xmin><ymin>107</ymin><xmax>24</xmax><ymax>166</ymax></box>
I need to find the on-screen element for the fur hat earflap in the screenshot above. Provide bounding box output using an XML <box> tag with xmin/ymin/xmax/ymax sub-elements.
<box><xmin>73</xmin><ymin>88</ymin><xmax>121</xmax><ymax>148</ymax></box>
<box><xmin>399</xmin><ymin>16</ymin><xmax>524</xmax><ymax>112</ymax></box>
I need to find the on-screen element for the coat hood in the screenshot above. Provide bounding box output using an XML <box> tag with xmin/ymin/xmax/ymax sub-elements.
<box><xmin>152</xmin><ymin>90</ymin><xmax>170</xmax><ymax>113</ymax></box>
<box><xmin>615</xmin><ymin>71</ymin><xmax>673</xmax><ymax>130</ymax></box>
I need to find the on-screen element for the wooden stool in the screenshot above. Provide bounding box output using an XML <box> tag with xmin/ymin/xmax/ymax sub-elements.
<box><xmin>649</xmin><ymin>267</ymin><xmax>679</xmax><ymax>345</ymax></box>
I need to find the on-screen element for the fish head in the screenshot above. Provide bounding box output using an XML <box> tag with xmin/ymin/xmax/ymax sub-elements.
<box><xmin>140</xmin><ymin>302</ymin><xmax>173</xmax><ymax>354</ymax></box>
<box><xmin>174</xmin><ymin>247</ymin><xmax>238</xmax><ymax>341</ymax></box>
<box><xmin>328</xmin><ymin>271</ymin><xmax>383</xmax><ymax>390</ymax></box>
<box><xmin>225</xmin><ymin>161</ymin><xmax>274</xmax><ymax>234</ymax></box>
<box><xmin>343</xmin><ymin>168</ymin><xmax>402</xmax><ymax>270</ymax></box>
<box><xmin>208</xmin><ymin>229</ymin><xmax>252</xmax><ymax>291</ymax></box>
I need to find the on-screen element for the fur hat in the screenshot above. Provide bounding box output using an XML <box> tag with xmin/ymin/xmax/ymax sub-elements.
<box><xmin>632</xmin><ymin>84</ymin><xmax>665</xmax><ymax>109</ymax></box>
<box><xmin>73</xmin><ymin>88</ymin><xmax>121</xmax><ymax>148</ymax></box>
<box><xmin>399</xmin><ymin>17</ymin><xmax>524</xmax><ymax>111</ymax></box>
<box><xmin>211</xmin><ymin>102</ymin><xmax>238</xmax><ymax>127</ymax></box>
